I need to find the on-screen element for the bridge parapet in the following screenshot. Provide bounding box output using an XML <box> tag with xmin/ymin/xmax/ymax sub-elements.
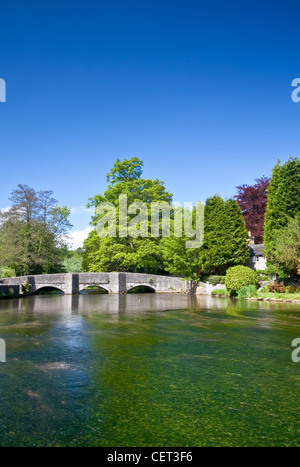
<box><xmin>1</xmin><ymin>272</ymin><xmax>194</xmax><ymax>295</ymax></box>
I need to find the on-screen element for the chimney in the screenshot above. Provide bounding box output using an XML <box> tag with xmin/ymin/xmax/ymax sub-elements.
<box><xmin>248</xmin><ymin>231</ymin><xmax>255</xmax><ymax>245</ymax></box>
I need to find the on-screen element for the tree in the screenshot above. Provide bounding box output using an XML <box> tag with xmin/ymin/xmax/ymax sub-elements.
<box><xmin>235</xmin><ymin>176</ymin><xmax>270</xmax><ymax>243</ymax></box>
<box><xmin>161</xmin><ymin>206</ymin><xmax>202</xmax><ymax>279</ymax></box>
<box><xmin>226</xmin><ymin>198</ymin><xmax>250</xmax><ymax>261</ymax></box>
<box><xmin>264</xmin><ymin>158</ymin><xmax>300</xmax><ymax>265</ymax></box>
<box><xmin>161</xmin><ymin>197</ymin><xmax>249</xmax><ymax>278</ymax></box>
<box><xmin>9</xmin><ymin>184</ymin><xmax>39</xmax><ymax>225</ymax></box>
<box><xmin>37</xmin><ymin>190</ymin><xmax>57</xmax><ymax>224</ymax></box>
<box><xmin>63</xmin><ymin>248</ymin><xmax>84</xmax><ymax>273</ymax></box>
<box><xmin>0</xmin><ymin>185</ymin><xmax>72</xmax><ymax>276</ymax></box>
<box><xmin>83</xmin><ymin>158</ymin><xmax>173</xmax><ymax>274</ymax></box>
<box><xmin>200</xmin><ymin>196</ymin><xmax>249</xmax><ymax>275</ymax></box>
<box><xmin>267</xmin><ymin>216</ymin><xmax>300</xmax><ymax>277</ymax></box>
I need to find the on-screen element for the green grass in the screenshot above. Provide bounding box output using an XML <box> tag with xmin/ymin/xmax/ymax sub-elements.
<box><xmin>237</xmin><ymin>285</ymin><xmax>258</xmax><ymax>299</ymax></box>
<box><xmin>256</xmin><ymin>292</ymin><xmax>300</xmax><ymax>300</ymax></box>
<box><xmin>211</xmin><ymin>288</ymin><xmax>228</xmax><ymax>295</ymax></box>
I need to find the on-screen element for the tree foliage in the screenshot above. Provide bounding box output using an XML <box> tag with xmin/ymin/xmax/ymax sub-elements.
<box><xmin>161</xmin><ymin>196</ymin><xmax>249</xmax><ymax>278</ymax></box>
<box><xmin>267</xmin><ymin>216</ymin><xmax>300</xmax><ymax>277</ymax></box>
<box><xmin>161</xmin><ymin>206</ymin><xmax>202</xmax><ymax>279</ymax></box>
<box><xmin>63</xmin><ymin>248</ymin><xmax>84</xmax><ymax>273</ymax></box>
<box><xmin>235</xmin><ymin>176</ymin><xmax>270</xmax><ymax>243</ymax></box>
<box><xmin>83</xmin><ymin>159</ymin><xmax>251</xmax><ymax>278</ymax></box>
<box><xmin>199</xmin><ymin>196</ymin><xmax>249</xmax><ymax>275</ymax></box>
<box><xmin>83</xmin><ymin>158</ymin><xmax>172</xmax><ymax>274</ymax></box>
<box><xmin>225</xmin><ymin>265</ymin><xmax>259</xmax><ymax>293</ymax></box>
<box><xmin>264</xmin><ymin>158</ymin><xmax>300</xmax><ymax>267</ymax></box>
<box><xmin>0</xmin><ymin>184</ymin><xmax>72</xmax><ymax>276</ymax></box>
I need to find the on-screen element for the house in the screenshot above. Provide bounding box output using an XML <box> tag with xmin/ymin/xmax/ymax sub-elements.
<box><xmin>248</xmin><ymin>233</ymin><xmax>267</xmax><ymax>271</ymax></box>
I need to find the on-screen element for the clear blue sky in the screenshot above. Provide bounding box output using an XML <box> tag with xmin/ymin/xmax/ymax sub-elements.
<box><xmin>1</xmin><ymin>0</ymin><xmax>300</xmax><ymax>246</ymax></box>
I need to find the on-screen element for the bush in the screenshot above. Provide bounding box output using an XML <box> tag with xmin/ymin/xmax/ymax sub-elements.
<box><xmin>225</xmin><ymin>266</ymin><xmax>259</xmax><ymax>294</ymax></box>
<box><xmin>0</xmin><ymin>267</ymin><xmax>16</xmax><ymax>278</ymax></box>
<box><xmin>237</xmin><ymin>285</ymin><xmax>258</xmax><ymax>299</ymax></box>
<box><xmin>259</xmin><ymin>275</ymin><xmax>272</xmax><ymax>281</ymax></box>
<box><xmin>208</xmin><ymin>275</ymin><xmax>226</xmax><ymax>285</ymax></box>
<box><xmin>267</xmin><ymin>281</ymin><xmax>289</xmax><ymax>293</ymax></box>
<box><xmin>22</xmin><ymin>281</ymin><xmax>32</xmax><ymax>295</ymax></box>
<box><xmin>287</xmin><ymin>285</ymin><xmax>300</xmax><ymax>293</ymax></box>
<box><xmin>211</xmin><ymin>288</ymin><xmax>228</xmax><ymax>296</ymax></box>
<box><xmin>268</xmin><ymin>283</ymin><xmax>300</xmax><ymax>294</ymax></box>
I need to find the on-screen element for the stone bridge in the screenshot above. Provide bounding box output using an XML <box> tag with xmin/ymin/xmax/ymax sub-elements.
<box><xmin>0</xmin><ymin>272</ymin><xmax>194</xmax><ymax>295</ymax></box>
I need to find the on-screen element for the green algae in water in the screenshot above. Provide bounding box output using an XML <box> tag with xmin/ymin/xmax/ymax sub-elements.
<box><xmin>0</xmin><ymin>294</ymin><xmax>299</xmax><ymax>447</ymax></box>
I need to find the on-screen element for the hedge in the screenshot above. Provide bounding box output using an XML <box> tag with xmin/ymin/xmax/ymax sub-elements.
<box><xmin>225</xmin><ymin>266</ymin><xmax>259</xmax><ymax>294</ymax></box>
<box><xmin>208</xmin><ymin>275</ymin><xmax>226</xmax><ymax>285</ymax></box>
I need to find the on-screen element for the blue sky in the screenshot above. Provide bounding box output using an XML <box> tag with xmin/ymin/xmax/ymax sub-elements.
<box><xmin>0</xmin><ymin>0</ymin><xmax>300</xmax><ymax>247</ymax></box>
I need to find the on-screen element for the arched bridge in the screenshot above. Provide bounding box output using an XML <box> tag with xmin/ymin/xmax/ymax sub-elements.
<box><xmin>0</xmin><ymin>272</ymin><xmax>193</xmax><ymax>295</ymax></box>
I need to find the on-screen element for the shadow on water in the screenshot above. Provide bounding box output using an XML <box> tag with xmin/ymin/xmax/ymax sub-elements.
<box><xmin>79</xmin><ymin>287</ymin><xmax>108</xmax><ymax>295</ymax></box>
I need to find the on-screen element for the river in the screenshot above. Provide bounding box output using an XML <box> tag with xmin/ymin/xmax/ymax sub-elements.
<box><xmin>0</xmin><ymin>293</ymin><xmax>299</xmax><ymax>446</ymax></box>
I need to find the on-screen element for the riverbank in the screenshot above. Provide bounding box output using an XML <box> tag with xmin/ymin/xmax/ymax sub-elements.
<box><xmin>211</xmin><ymin>290</ymin><xmax>300</xmax><ymax>303</ymax></box>
<box><xmin>246</xmin><ymin>292</ymin><xmax>300</xmax><ymax>303</ymax></box>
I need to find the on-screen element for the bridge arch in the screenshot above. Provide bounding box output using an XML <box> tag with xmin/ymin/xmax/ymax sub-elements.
<box><xmin>79</xmin><ymin>284</ymin><xmax>109</xmax><ymax>294</ymax></box>
<box><xmin>127</xmin><ymin>284</ymin><xmax>156</xmax><ymax>294</ymax></box>
<box><xmin>34</xmin><ymin>286</ymin><xmax>65</xmax><ymax>295</ymax></box>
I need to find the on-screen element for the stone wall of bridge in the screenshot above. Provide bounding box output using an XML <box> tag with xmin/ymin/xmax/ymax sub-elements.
<box><xmin>124</xmin><ymin>273</ymin><xmax>191</xmax><ymax>294</ymax></box>
<box><xmin>0</xmin><ymin>272</ymin><xmax>194</xmax><ymax>295</ymax></box>
<box><xmin>0</xmin><ymin>284</ymin><xmax>20</xmax><ymax>298</ymax></box>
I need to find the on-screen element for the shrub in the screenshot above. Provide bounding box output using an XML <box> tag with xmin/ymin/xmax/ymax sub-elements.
<box><xmin>268</xmin><ymin>281</ymin><xmax>285</xmax><ymax>293</ymax></box>
<box><xmin>287</xmin><ymin>285</ymin><xmax>300</xmax><ymax>293</ymax></box>
<box><xmin>211</xmin><ymin>288</ymin><xmax>228</xmax><ymax>295</ymax></box>
<box><xmin>208</xmin><ymin>275</ymin><xmax>226</xmax><ymax>285</ymax></box>
<box><xmin>237</xmin><ymin>285</ymin><xmax>258</xmax><ymax>299</ymax></box>
<box><xmin>259</xmin><ymin>275</ymin><xmax>272</xmax><ymax>281</ymax></box>
<box><xmin>0</xmin><ymin>267</ymin><xmax>15</xmax><ymax>278</ymax></box>
<box><xmin>225</xmin><ymin>266</ymin><xmax>259</xmax><ymax>294</ymax></box>
<box><xmin>22</xmin><ymin>281</ymin><xmax>32</xmax><ymax>295</ymax></box>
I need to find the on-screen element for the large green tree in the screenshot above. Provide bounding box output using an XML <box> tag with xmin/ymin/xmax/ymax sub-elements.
<box><xmin>161</xmin><ymin>205</ymin><xmax>203</xmax><ymax>279</ymax></box>
<box><xmin>161</xmin><ymin>196</ymin><xmax>249</xmax><ymax>278</ymax></box>
<box><xmin>83</xmin><ymin>158</ymin><xmax>173</xmax><ymax>274</ymax></box>
<box><xmin>0</xmin><ymin>185</ymin><xmax>72</xmax><ymax>276</ymax></box>
<box><xmin>264</xmin><ymin>158</ymin><xmax>300</xmax><ymax>267</ymax></box>
<box><xmin>267</xmin><ymin>216</ymin><xmax>300</xmax><ymax>277</ymax></box>
<box><xmin>200</xmin><ymin>196</ymin><xmax>249</xmax><ymax>275</ymax></box>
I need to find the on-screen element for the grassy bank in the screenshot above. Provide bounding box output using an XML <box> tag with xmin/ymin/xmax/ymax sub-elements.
<box><xmin>211</xmin><ymin>288</ymin><xmax>300</xmax><ymax>302</ymax></box>
<box><xmin>255</xmin><ymin>292</ymin><xmax>300</xmax><ymax>301</ymax></box>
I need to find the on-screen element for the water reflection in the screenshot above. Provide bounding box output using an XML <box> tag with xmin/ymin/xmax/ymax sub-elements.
<box><xmin>1</xmin><ymin>293</ymin><xmax>300</xmax><ymax>317</ymax></box>
<box><xmin>0</xmin><ymin>293</ymin><xmax>222</xmax><ymax>316</ymax></box>
<box><xmin>0</xmin><ymin>294</ymin><xmax>300</xmax><ymax>447</ymax></box>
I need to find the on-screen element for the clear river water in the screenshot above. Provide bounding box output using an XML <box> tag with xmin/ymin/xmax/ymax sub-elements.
<box><xmin>0</xmin><ymin>293</ymin><xmax>299</xmax><ymax>447</ymax></box>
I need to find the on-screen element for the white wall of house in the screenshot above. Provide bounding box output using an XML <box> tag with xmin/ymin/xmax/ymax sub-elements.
<box><xmin>248</xmin><ymin>255</ymin><xmax>267</xmax><ymax>271</ymax></box>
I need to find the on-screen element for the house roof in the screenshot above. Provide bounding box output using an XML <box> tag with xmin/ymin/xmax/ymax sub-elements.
<box><xmin>249</xmin><ymin>243</ymin><xmax>265</xmax><ymax>257</ymax></box>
